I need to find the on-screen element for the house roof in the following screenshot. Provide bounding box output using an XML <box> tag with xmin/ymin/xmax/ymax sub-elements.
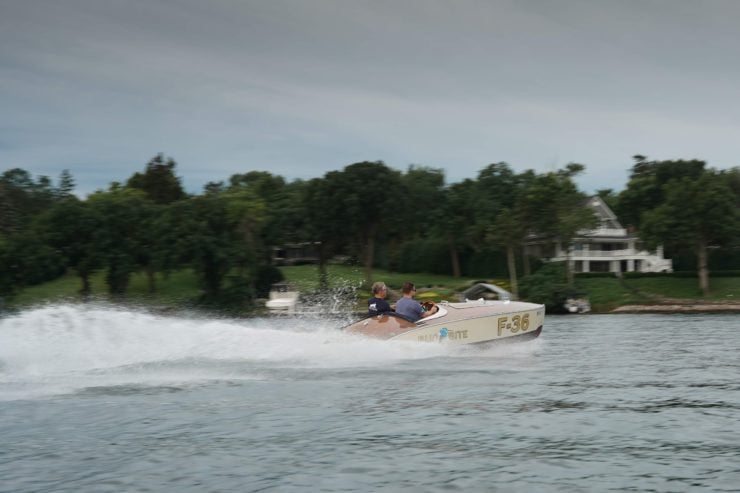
<box><xmin>588</xmin><ymin>196</ymin><xmax>623</xmax><ymax>229</ymax></box>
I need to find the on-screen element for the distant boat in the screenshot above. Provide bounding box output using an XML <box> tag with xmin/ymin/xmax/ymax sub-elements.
<box><xmin>563</xmin><ymin>292</ymin><xmax>591</xmax><ymax>314</ymax></box>
<box><xmin>342</xmin><ymin>283</ymin><xmax>544</xmax><ymax>345</ymax></box>
<box><xmin>264</xmin><ymin>283</ymin><xmax>300</xmax><ymax>314</ymax></box>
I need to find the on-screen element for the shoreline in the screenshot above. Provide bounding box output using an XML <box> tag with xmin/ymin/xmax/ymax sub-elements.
<box><xmin>611</xmin><ymin>303</ymin><xmax>740</xmax><ymax>313</ymax></box>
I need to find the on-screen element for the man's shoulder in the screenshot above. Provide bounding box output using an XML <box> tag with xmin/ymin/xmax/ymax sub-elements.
<box><xmin>397</xmin><ymin>297</ymin><xmax>419</xmax><ymax>311</ymax></box>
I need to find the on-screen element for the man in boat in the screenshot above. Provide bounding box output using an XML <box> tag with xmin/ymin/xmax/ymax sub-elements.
<box><xmin>367</xmin><ymin>281</ymin><xmax>392</xmax><ymax>316</ymax></box>
<box><xmin>395</xmin><ymin>281</ymin><xmax>438</xmax><ymax>322</ymax></box>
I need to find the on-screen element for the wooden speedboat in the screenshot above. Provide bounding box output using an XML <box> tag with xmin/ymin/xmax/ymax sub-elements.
<box><xmin>343</xmin><ymin>284</ymin><xmax>544</xmax><ymax>345</ymax></box>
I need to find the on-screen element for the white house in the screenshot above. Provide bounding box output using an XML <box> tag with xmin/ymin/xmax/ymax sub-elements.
<box><xmin>526</xmin><ymin>196</ymin><xmax>672</xmax><ymax>275</ymax></box>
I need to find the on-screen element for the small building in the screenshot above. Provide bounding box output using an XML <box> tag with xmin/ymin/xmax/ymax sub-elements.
<box><xmin>526</xmin><ymin>196</ymin><xmax>672</xmax><ymax>275</ymax></box>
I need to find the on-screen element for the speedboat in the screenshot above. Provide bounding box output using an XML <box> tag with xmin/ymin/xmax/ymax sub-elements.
<box><xmin>343</xmin><ymin>283</ymin><xmax>544</xmax><ymax>345</ymax></box>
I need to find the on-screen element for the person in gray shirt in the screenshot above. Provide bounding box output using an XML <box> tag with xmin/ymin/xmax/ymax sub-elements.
<box><xmin>395</xmin><ymin>281</ymin><xmax>438</xmax><ymax>322</ymax></box>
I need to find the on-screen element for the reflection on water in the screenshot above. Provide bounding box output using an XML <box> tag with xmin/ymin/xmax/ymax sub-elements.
<box><xmin>1</xmin><ymin>306</ymin><xmax>739</xmax><ymax>492</ymax></box>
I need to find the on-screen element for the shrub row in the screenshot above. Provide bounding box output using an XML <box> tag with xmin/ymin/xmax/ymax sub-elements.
<box><xmin>573</xmin><ymin>272</ymin><xmax>618</xmax><ymax>278</ymax></box>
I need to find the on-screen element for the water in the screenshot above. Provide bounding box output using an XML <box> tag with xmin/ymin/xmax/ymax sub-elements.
<box><xmin>1</xmin><ymin>305</ymin><xmax>739</xmax><ymax>492</ymax></box>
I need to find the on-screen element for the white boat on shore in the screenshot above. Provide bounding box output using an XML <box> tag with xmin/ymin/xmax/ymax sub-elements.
<box><xmin>343</xmin><ymin>283</ymin><xmax>545</xmax><ymax>345</ymax></box>
<box><xmin>264</xmin><ymin>283</ymin><xmax>300</xmax><ymax>314</ymax></box>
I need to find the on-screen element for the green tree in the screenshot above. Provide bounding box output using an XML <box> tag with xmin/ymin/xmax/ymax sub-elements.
<box><xmin>397</xmin><ymin>165</ymin><xmax>446</xmax><ymax>239</ymax></box>
<box><xmin>641</xmin><ymin>169</ymin><xmax>740</xmax><ymax>295</ymax></box>
<box><xmin>0</xmin><ymin>238</ymin><xmax>15</xmax><ymax>303</ymax></box>
<box><xmin>303</xmin><ymin>174</ymin><xmax>349</xmax><ymax>290</ymax></box>
<box><xmin>436</xmin><ymin>179</ymin><xmax>478</xmax><ymax>277</ymax></box>
<box><xmin>336</xmin><ymin>161</ymin><xmax>403</xmax><ymax>285</ymax></box>
<box><xmin>87</xmin><ymin>187</ymin><xmax>156</xmax><ymax>297</ymax></box>
<box><xmin>0</xmin><ymin>230</ymin><xmax>65</xmax><ymax>292</ymax></box>
<box><xmin>390</xmin><ymin>166</ymin><xmax>447</xmax><ymax>271</ymax></box>
<box><xmin>617</xmin><ymin>155</ymin><xmax>705</xmax><ymax>229</ymax></box>
<box><xmin>489</xmin><ymin>203</ymin><xmax>528</xmax><ymax>298</ymax></box>
<box><xmin>227</xmin><ymin>171</ymin><xmax>308</xmax><ymax>264</ymax></box>
<box><xmin>126</xmin><ymin>154</ymin><xmax>187</xmax><ymax>204</ymax></box>
<box><xmin>473</xmin><ymin>163</ymin><xmax>518</xmax><ymax>241</ymax></box>
<box><xmin>163</xmin><ymin>190</ymin><xmax>266</xmax><ymax>307</ymax></box>
<box><xmin>0</xmin><ymin>168</ymin><xmax>56</xmax><ymax>236</ymax></box>
<box><xmin>55</xmin><ymin>169</ymin><xmax>76</xmax><ymax>200</ymax></box>
<box><xmin>523</xmin><ymin>164</ymin><xmax>597</xmax><ymax>285</ymax></box>
<box><xmin>35</xmin><ymin>198</ymin><xmax>102</xmax><ymax>296</ymax></box>
<box><xmin>224</xmin><ymin>188</ymin><xmax>267</xmax><ymax>282</ymax></box>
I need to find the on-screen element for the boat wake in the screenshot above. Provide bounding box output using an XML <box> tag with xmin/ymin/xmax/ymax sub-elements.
<box><xmin>0</xmin><ymin>304</ymin><xmax>542</xmax><ymax>400</ymax></box>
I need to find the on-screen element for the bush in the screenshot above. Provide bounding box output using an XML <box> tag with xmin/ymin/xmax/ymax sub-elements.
<box><xmin>254</xmin><ymin>265</ymin><xmax>285</xmax><ymax>298</ymax></box>
<box><xmin>623</xmin><ymin>271</ymin><xmax>694</xmax><ymax>278</ymax></box>
<box><xmin>519</xmin><ymin>262</ymin><xmax>571</xmax><ymax>313</ymax></box>
<box><xmin>574</xmin><ymin>272</ymin><xmax>618</xmax><ymax>278</ymax></box>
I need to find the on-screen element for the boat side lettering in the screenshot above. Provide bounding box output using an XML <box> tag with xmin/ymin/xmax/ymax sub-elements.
<box><xmin>418</xmin><ymin>329</ymin><xmax>468</xmax><ymax>342</ymax></box>
<box><xmin>497</xmin><ymin>314</ymin><xmax>530</xmax><ymax>336</ymax></box>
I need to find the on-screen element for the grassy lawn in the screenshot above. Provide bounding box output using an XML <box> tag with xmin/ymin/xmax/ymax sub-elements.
<box><xmin>623</xmin><ymin>276</ymin><xmax>740</xmax><ymax>301</ymax></box>
<box><xmin>10</xmin><ymin>270</ymin><xmax>201</xmax><ymax>309</ymax></box>
<box><xmin>573</xmin><ymin>277</ymin><xmax>646</xmax><ymax>312</ymax></box>
<box><xmin>573</xmin><ymin>276</ymin><xmax>740</xmax><ymax>311</ymax></box>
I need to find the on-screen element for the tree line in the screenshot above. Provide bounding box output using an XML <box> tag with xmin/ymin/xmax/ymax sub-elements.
<box><xmin>1</xmin><ymin>154</ymin><xmax>738</xmax><ymax>309</ymax></box>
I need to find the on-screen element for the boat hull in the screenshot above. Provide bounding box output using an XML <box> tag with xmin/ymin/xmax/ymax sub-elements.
<box><xmin>344</xmin><ymin>300</ymin><xmax>545</xmax><ymax>345</ymax></box>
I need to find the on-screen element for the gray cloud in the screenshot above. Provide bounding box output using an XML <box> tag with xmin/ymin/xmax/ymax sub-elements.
<box><xmin>2</xmin><ymin>0</ymin><xmax>739</xmax><ymax>195</ymax></box>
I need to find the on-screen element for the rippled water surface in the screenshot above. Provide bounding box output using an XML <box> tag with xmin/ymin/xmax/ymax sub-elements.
<box><xmin>1</xmin><ymin>305</ymin><xmax>739</xmax><ymax>492</ymax></box>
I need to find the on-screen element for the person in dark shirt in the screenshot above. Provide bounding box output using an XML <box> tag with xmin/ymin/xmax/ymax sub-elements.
<box><xmin>367</xmin><ymin>281</ymin><xmax>392</xmax><ymax>317</ymax></box>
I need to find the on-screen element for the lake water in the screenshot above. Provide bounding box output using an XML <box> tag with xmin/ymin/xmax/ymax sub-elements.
<box><xmin>1</xmin><ymin>305</ymin><xmax>739</xmax><ymax>492</ymax></box>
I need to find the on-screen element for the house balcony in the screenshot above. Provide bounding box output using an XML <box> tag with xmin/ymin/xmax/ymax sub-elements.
<box><xmin>578</xmin><ymin>227</ymin><xmax>628</xmax><ymax>237</ymax></box>
<box><xmin>549</xmin><ymin>249</ymin><xmax>673</xmax><ymax>273</ymax></box>
<box><xmin>571</xmin><ymin>249</ymin><xmax>650</xmax><ymax>259</ymax></box>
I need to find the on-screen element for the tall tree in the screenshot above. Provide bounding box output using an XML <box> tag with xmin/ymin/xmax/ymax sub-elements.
<box><xmin>617</xmin><ymin>156</ymin><xmax>705</xmax><ymax>229</ymax></box>
<box><xmin>87</xmin><ymin>187</ymin><xmax>156</xmax><ymax>297</ymax></box>
<box><xmin>162</xmin><ymin>190</ymin><xmax>266</xmax><ymax>305</ymax></box>
<box><xmin>397</xmin><ymin>165</ymin><xmax>446</xmax><ymax>239</ymax></box>
<box><xmin>0</xmin><ymin>168</ymin><xmax>56</xmax><ymax>235</ymax></box>
<box><xmin>437</xmin><ymin>179</ymin><xmax>478</xmax><ymax>277</ymax></box>
<box><xmin>489</xmin><ymin>207</ymin><xmax>527</xmax><ymax>298</ymax></box>
<box><xmin>303</xmin><ymin>174</ymin><xmax>350</xmax><ymax>290</ymax></box>
<box><xmin>486</xmin><ymin>169</ymin><xmax>539</xmax><ymax>298</ymax></box>
<box><xmin>336</xmin><ymin>161</ymin><xmax>402</xmax><ymax>285</ymax></box>
<box><xmin>55</xmin><ymin>169</ymin><xmax>76</xmax><ymax>200</ymax></box>
<box><xmin>227</xmin><ymin>171</ymin><xmax>307</xmax><ymax>264</ymax></box>
<box><xmin>126</xmin><ymin>154</ymin><xmax>186</xmax><ymax>204</ymax></box>
<box><xmin>523</xmin><ymin>164</ymin><xmax>597</xmax><ymax>285</ymax></box>
<box><xmin>473</xmin><ymin>163</ymin><xmax>518</xmax><ymax>242</ymax></box>
<box><xmin>389</xmin><ymin>166</ymin><xmax>447</xmax><ymax>271</ymax></box>
<box><xmin>640</xmin><ymin>169</ymin><xmax>740</xmax><ymax>295</ymax></box>
<box><xmin>36</xmin><ymin>198</ymin><xmax>102</xmax><ymax>297</ymax></box>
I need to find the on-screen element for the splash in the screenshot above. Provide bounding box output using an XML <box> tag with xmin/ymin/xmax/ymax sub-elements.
<box><xmin>0</xmin><ymin>303</ymin><xmax>461</xmax><ymax>400</ymax></box>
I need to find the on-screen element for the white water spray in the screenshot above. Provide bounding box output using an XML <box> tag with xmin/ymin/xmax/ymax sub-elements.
<box><xmin>3</xmin><ymin>304</ymin><xmax>508</xmax><ymax>400</ymax></box>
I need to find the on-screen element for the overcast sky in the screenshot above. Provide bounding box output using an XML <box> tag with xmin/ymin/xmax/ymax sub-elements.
<box><xmin>2</xmin><ymin>0</ymin><xmax>739</xmax><ymax>196</ymax></box>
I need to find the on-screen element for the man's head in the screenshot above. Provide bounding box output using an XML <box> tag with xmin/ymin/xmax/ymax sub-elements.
<box><xmin>372</xmin><ymin>282</ymin><xmax>387</xmax><ymax>295</ymax></box>
<box><xmin>401</xmin><ymin>282</ymin><xmax>416</xmax><ymax>295</ymax></box>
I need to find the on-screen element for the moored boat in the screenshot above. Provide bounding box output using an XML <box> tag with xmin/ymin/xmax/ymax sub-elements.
<box><xmin>343</xmin><ymin>283</ymin><xmax>545</xmax><ymax>345</ymax></box>
<box><xmin>264</xmin><ymin>283</ymin><xmax>300</xmax><ymax>314</ymax></box>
